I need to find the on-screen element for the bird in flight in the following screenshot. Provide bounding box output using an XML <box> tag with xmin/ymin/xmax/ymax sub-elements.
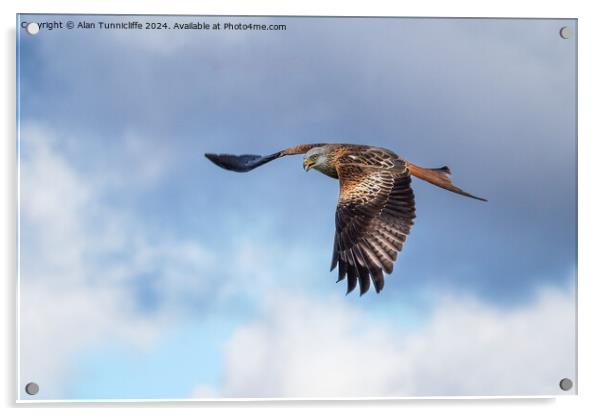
<box><xmin>206</xmin><ymin>144</ymin><xmax>486</xmax><ymax>295</ymax></box>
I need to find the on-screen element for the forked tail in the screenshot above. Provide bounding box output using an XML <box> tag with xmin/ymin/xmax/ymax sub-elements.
<box><xmin>406</xmin><ymin>162</ymin><xmax>487</xmax><ymax>202</ymax></box>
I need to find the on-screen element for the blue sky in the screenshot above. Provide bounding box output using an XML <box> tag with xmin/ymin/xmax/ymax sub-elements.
<box><xmin>18</xmin><ymin>15</ymin><xmax>576</xmax><ymax>400</ymax></box>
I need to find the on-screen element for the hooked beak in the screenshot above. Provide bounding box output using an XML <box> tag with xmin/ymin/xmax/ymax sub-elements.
<box><xmin>303</xmin><ymin>159</ymin><xmax>314</xmax><ymax>172</ymax></box>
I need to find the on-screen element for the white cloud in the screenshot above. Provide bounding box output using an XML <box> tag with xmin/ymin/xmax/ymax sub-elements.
<box><xmin>190</xmin><ymin>384</ymin><xmax>219</xmax><ymax>399</ymax></box>
<box><xmin>199</xmin><ymin>287</ymin><xmax>575</xmax><ymax>398</ymax></box>
<box><xmin>17</xmin><ymin>123</ymin><xmax>322</xmax><ymax>400</ymax></box>
<box><xmin>19</xmin><ymin>281</ymin><xmax>159</xmax><ymax>399</ymax></box>
<box><xmin>17</xmin><ymin>124</ymin><xmax>214</xmax><ymax>399</ymax></box>
<box><xmin>104</xmin><ymin>129</ymin><xmax>179</xmax><ymax>190</ymax></box>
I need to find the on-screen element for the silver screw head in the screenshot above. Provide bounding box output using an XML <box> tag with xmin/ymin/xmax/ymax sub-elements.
<box><xmin>25</xmin><ymin>382</ymin><xmax>39</xmax><ymax>395</ymax></box>
<box><xmin>559</xmin><ymin>26</ymin><xmax>571</xmax><ymax>39</ymax></box>
<box><xmin>26</xmin><ymin>22</ymin><xmax>40</xmax><ymax>35</ymax></box>
<box><xmin>559</xmin><ymin>378</ymin><xmax>573</xmax><ymax>391</ymax></box>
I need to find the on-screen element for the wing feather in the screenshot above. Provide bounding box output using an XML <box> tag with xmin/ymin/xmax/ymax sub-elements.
<box><xmin>345</xmin><ymin>252</ymin><xmax>359</xmax><ymax>294</ymax></box>
<box><xmin>332</xmin><ymin>149</ymin><xmax>416</xmax><ymax>295</ymax></box>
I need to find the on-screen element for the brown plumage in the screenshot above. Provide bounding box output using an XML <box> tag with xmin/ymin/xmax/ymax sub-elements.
<box><xmin>205</xmin><ymin>144</ymin><xmax>486</xmax><ymax>295</ymax></box>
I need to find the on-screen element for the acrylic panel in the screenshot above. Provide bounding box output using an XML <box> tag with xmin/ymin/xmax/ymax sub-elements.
<box><xmin>16</xmin><ymin>14</ymin><xmax>577</xmax><ymax>401</ymax></box>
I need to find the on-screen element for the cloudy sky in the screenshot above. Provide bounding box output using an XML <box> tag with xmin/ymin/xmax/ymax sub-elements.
<box><xmin>17</xmin><ymin>15</ymin><xmax>576</xmax><ymax>400</ymax></box>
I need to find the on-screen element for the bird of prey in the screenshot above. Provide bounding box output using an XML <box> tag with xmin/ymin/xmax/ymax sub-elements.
<box><xmin>206</xmin><ymin>144</ymin><xmax>486</xmax><ymax>295</ymax></box>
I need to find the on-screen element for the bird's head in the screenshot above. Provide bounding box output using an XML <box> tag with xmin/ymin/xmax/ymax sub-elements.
<box><xmin>303</xmin><ymin>146</ymin><xmax>329</xmax><ymax>172</ymax></box>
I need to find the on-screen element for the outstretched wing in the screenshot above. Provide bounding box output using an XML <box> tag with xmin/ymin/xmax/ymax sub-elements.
<box><xmin>205</xmin><ymin>144</ymin><xmax>327</xmax><ymax>173</ymax></box>
<box><xmin>205</xmin><ymin>152</ymin><xmax>281</xmax><ymax>172</ymax></box>
<box><xmin>332</xmin><ymin>158</ymin><xmax>416</xmax><ymax>295</ymax></box>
